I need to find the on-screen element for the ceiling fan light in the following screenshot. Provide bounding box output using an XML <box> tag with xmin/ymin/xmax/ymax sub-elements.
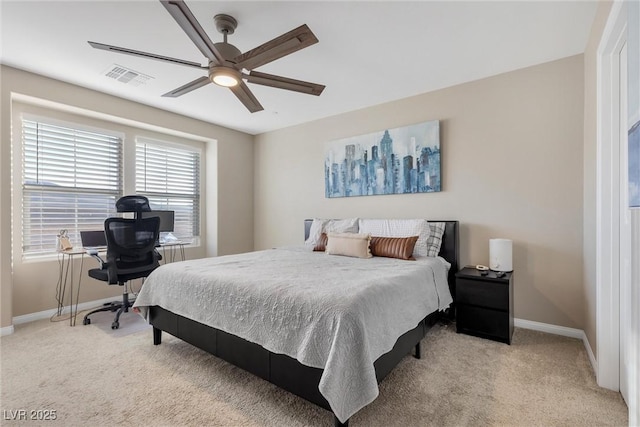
<box><xmin>210</xmin><ymin>67</ymin><xmax>240</xmax><ymax>87</ymax></box>
<box><xmin>212</xmin><ymin>74</ymin><xmax>238</xmax><ymax>87</ymax></box>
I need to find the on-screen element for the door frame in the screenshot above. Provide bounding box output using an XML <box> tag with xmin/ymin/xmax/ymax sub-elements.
<box><xmin>595</xmin><ymin>0</ymin><xmax>625</xmax><ymax>391</ymax></box>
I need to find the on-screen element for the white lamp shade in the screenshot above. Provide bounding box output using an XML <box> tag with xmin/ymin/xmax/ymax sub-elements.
<box><xmin>490</xmin><ymin>239</ymin><xmax>513</xmax><ymax>272</ymax></box>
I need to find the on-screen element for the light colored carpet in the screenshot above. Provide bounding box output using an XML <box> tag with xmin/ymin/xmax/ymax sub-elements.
<box><xmin>0</xmin><ymin>317</ymin><xmax>628</xmax><ymax>426</ymax></box>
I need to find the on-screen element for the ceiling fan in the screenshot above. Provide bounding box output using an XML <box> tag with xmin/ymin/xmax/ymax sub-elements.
<box><xmin>88</xmin><ymin>0</ymin><xmax>325</xmax><ymax>113</ymax></box>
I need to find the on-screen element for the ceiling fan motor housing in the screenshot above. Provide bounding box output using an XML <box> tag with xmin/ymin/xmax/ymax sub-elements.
<box><xmin>213</xmin><ymin>42</ymin><xmax>241</xmax><ymax>62</ymax></box>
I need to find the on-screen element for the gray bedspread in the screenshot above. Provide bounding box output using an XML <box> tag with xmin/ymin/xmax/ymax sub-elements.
<box><xmin>133</xmin><ymin>247</ymin><xmax>452</xmax><ymax>422</ymax></box>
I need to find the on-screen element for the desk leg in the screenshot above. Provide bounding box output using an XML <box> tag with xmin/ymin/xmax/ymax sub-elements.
<box><xmin>56</xmin><ymin>255</ymin><xmax>65</xmax><ymax>316</ymax></box>
<box><xmin>71</xmin><ymin>255</ymin><xmax>83</xmax><ymax>326</ymax></box>
<box><xmin>61</xmin><ymin>255</ymin><xmax>71</xmax><ymax>319</ymax></box>
<box><xmin>56</xmin><ymin>252</ymin><xmax>83</xmax><ymax>326</ymax></box>
<box><xmin>69</xmin><ymin>255</ymin><xmax>74</xmax><ymax>326</ymax></box>
<box><xmin>159</xmin><ymin>244</ymin><xmax>186</xmax><ymax>264</ymax></box>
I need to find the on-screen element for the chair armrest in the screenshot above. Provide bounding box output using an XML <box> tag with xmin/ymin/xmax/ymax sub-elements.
<box><xmin>87</xmin><ymin>250</ymin><xmax>106</xmax><ymax>268</ymax></box>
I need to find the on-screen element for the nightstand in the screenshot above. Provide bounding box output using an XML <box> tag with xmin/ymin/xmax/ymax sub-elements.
<box><xmin>455</xmin><ymin>266</ymin><xmax>514</xmax><ymax>344</ymax></box>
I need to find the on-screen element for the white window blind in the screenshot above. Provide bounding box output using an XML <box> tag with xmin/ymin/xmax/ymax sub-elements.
<box><xmin>21</xmin><ymin>119</ymin><xmax>122</xmax><ymax>258</ymax></box>
<box><xmin>136</xmin><ymin>139</ymin><xmax>200</xmax><ymax>241</ymax></box>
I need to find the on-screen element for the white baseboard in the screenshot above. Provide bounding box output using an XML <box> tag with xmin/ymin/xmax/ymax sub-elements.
<box><xmin>11</xmin><ymin>296</ymin><xmax>119</xmax><ymax>328</ymax></box>
<box><xmin>582</xmin><ymin>333</ymin><xmax>598</xmax><ymax>376</ymax></box>
<box><xmin>515</xmin><ymin>318</ymin><xmax>583</xmax><ymax>338</ymax></box>
<box><xmin>1</xmin><ymin>325</ymin><xmax>15</xmax><ymax>336</ymax></box>
<box><xmin>515</xmin><ymin>318</ymin><xmax>597</xmax><ymax>374</ymax></box>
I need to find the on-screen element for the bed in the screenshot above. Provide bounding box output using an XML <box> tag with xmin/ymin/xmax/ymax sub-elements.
<box><xmin>134</xmin><ymin>220</ymin><xmax>459</xmax><ymax>426</ymax></box>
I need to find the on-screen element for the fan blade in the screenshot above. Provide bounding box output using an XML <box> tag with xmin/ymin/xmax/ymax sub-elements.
<box><xmin>88</xmin><ymin>41</ymin><xmax>206</xmax><ymax>70</ymax></box>
<box><xmin>229</xmin><ymin>81</ymin><xmax>264</xmax><ymax>113</ymax></box>
<box><xmin>160</xmin><ymin>0</ymin><xmax>225</xmax><ymax>64</ymax></box>
<box><xmin>233</xmin><ymin>24</ymin><xmax>318</xmax><ymax>71</ymax></box>
<box><xmin>246</xmin><ymin>71</ymin><xmax>325</xmax><ymax>96</ymax></box>
<box><xmin>162</xmin><ymin>76</ymin><xmax>211</xmax><ymax>97</ymax></box>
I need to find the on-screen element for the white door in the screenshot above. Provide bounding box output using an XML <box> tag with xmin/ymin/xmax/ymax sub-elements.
<box><xmin>619</xmin><ymin>42</ymin><xmax>630</xmax><ymax>406</ymax></box>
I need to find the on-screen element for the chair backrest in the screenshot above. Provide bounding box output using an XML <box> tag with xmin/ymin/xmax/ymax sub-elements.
<box><xmin>104</xmin><ymin>216</ymin><xmax>161</xmax><ymax>279</ymax></box>
<box><xmin>115</xmin><ymin>195</ymin><xmax>151</xmax><ymax>218</ymax></box>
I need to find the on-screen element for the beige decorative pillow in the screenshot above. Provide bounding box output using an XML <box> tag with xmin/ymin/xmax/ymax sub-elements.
<box><xmin>325</xmin><ymin>232</ymin><xmax>372</xmax><ymax>258</ymax></box>
<box><xmin>370</xmin><ymin>236</ymin><xmax>419</xmax><ymax>260</ymax></box>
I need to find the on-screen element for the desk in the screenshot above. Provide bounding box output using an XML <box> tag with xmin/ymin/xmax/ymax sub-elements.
<box><xmin>160</xmin><ymin>241</ymin><xmax>189</xmax><ymax>263</ymax></box>
<box><xmin>55</xmin><ymin>243</ymin><xmax>188</xmax><ymax>326</ymax></box>
<box><xmin>55</xmin><ymin>249</ymin><xmax>85</xmax><ymax>326</ymax></box>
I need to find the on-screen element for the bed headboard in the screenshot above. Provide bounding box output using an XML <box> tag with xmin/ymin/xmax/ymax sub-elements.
<box><xmin>303</xmin><ymin>219</ymin><xmax>459</xmax><ymax>303</ymax></box>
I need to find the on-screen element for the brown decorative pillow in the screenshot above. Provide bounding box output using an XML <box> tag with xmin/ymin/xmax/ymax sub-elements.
<box><xmin>370</xmin><ymin>236</ymin><xmax>419</xmax><ymax>260</ymax></box>
<box><xmin>314</xmin><ymin>233</ymin><xmax>328</xmax><ymax>251</ymax></box>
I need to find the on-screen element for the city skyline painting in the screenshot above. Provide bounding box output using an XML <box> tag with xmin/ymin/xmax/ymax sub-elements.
<box><xmin>325</xmin><ymin>120</ymin><xmax>440</xmax><ymax>198</ymax></box>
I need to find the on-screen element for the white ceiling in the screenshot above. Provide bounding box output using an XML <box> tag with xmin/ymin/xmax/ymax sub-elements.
<box><xmin>1</xmin><ymin>1</ymin><xmax>597</xmax><ymax>135</ymax></box>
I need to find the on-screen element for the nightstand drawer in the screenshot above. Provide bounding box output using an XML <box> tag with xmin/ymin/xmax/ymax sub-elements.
<box><xmin>456</xmin><ymin>278</ymin><xmax>509</xmax><ymax>310</ymax></box>
<box><xmin>456</xmin><ymin>305</ymin><xmax>510</xmax><ymax>342</ymax></box>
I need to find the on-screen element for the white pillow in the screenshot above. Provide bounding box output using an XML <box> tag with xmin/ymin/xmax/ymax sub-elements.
<box><xmin>305</xmin><ymin>218</ymin><xmax>359</xmax><ymax>247</ymax></box>
<box><xmin>305</xmin><ymin>219</ymin><xmax>328</xmax><ymax>247</ymax></box>
<box><xmin>325</xmin><ymin>218</ymin><xmax>358</xmax><ymax>234</ymax></box>
<box><xmin>357</xmin><ymin>218</ymin><xmax>431</xmax><ymax>258</ymax></box>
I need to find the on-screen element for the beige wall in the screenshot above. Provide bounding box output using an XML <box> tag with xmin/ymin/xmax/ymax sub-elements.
<box><xmin>0</xmin><ymin>65</ymin><xmax>254</xmax><ymax>324</ymax></box>
<box><xmin>0</xmin><ymin>66</ymin><xmax>10</xmax><ymax>329</ymax></box>
<box><xmin>255</xmin><ymin>55</ymin><xmax>585</xmax><ymax>329</ymax></box>
<box><xmin>582</xmin><ymin>0</ymin><xmax>613</xmax><ymax>359</ymax></box>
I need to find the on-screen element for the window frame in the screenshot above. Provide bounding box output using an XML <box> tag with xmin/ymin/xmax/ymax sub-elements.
<box><xmin>11</xmin><ymin>103</ymin><xmax>206</xmax><ymax>263</ymax></box>
<box><xmin>19</xmin><ymin>114</ymin><xmax>125</xmax><ymax>260</ymax></box>
<box><xmin>135</xmin><ymin>136</ymin><xmax>203</xmax><ymax>244</ymax></box>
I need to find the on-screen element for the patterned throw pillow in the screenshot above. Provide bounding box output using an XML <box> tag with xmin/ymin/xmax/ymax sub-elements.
<box><xmin>426</xmin><ymin>222</ymin><xmax>446</xmax><ymax>257</ymax></box>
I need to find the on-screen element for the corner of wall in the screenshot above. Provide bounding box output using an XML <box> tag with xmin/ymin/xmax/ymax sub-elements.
<box><xmin>582</xmin><ymin>0</ymin><xmax>614</xmax><ymax>362</ymax></box>
<box><xmin>1</xmin><ymin>65</ymin><xmax>15</xmax><ymax>329</ymax></box>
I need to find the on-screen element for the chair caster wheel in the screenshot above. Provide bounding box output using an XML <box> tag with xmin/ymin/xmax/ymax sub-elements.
<box><xmin>83</xmin><ymin>318</ymin><xmax>91</xmax><ymax>325</ymax></box>
<box><xmin>111</xmin><ymin>322</ymin><xmax>119</xmax><ymax>329</ymax></box>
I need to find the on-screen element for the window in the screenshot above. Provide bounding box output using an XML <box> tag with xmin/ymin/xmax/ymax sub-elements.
<box><xmin>21</xmin><ymin>118</ymin><xmax>122</xmax><ymax>258</ymax></box>
<box><xmin>135</xmin><ymin>138</ymin><xmax>200</xmax><ymax>241</ymax></box>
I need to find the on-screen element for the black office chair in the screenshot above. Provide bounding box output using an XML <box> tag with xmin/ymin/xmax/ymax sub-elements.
<box><xmin>115</xmin><ymin>194</ymin><xmax>152</xmax><ymax>215</ymax></box>
<box><xmin>83</xmin><ymin>196</ymin><xmax>161</xmax><ymax>329</ymax></box>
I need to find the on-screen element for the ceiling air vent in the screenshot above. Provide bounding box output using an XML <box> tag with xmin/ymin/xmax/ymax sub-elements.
<box><xmin>103</xmin><ymin>64</ymin><xmax>153</xmax><ymax>86</ymax></box>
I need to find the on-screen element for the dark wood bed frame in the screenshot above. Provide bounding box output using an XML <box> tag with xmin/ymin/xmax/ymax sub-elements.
<box><xmin>148</xmin><ymin>220</ymin><xmax>459</xmax><ymax>426</ymax></box>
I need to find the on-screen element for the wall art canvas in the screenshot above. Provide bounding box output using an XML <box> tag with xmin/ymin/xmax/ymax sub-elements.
<box><xmin>629</xmin><ymin>0</ymin><xmax>640</xmax><ymax>208</ymax></box>
<box><xmin>325</xmin><ymin>120</ymin><xmax>440</xmax><ymax>198</ymax></box>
